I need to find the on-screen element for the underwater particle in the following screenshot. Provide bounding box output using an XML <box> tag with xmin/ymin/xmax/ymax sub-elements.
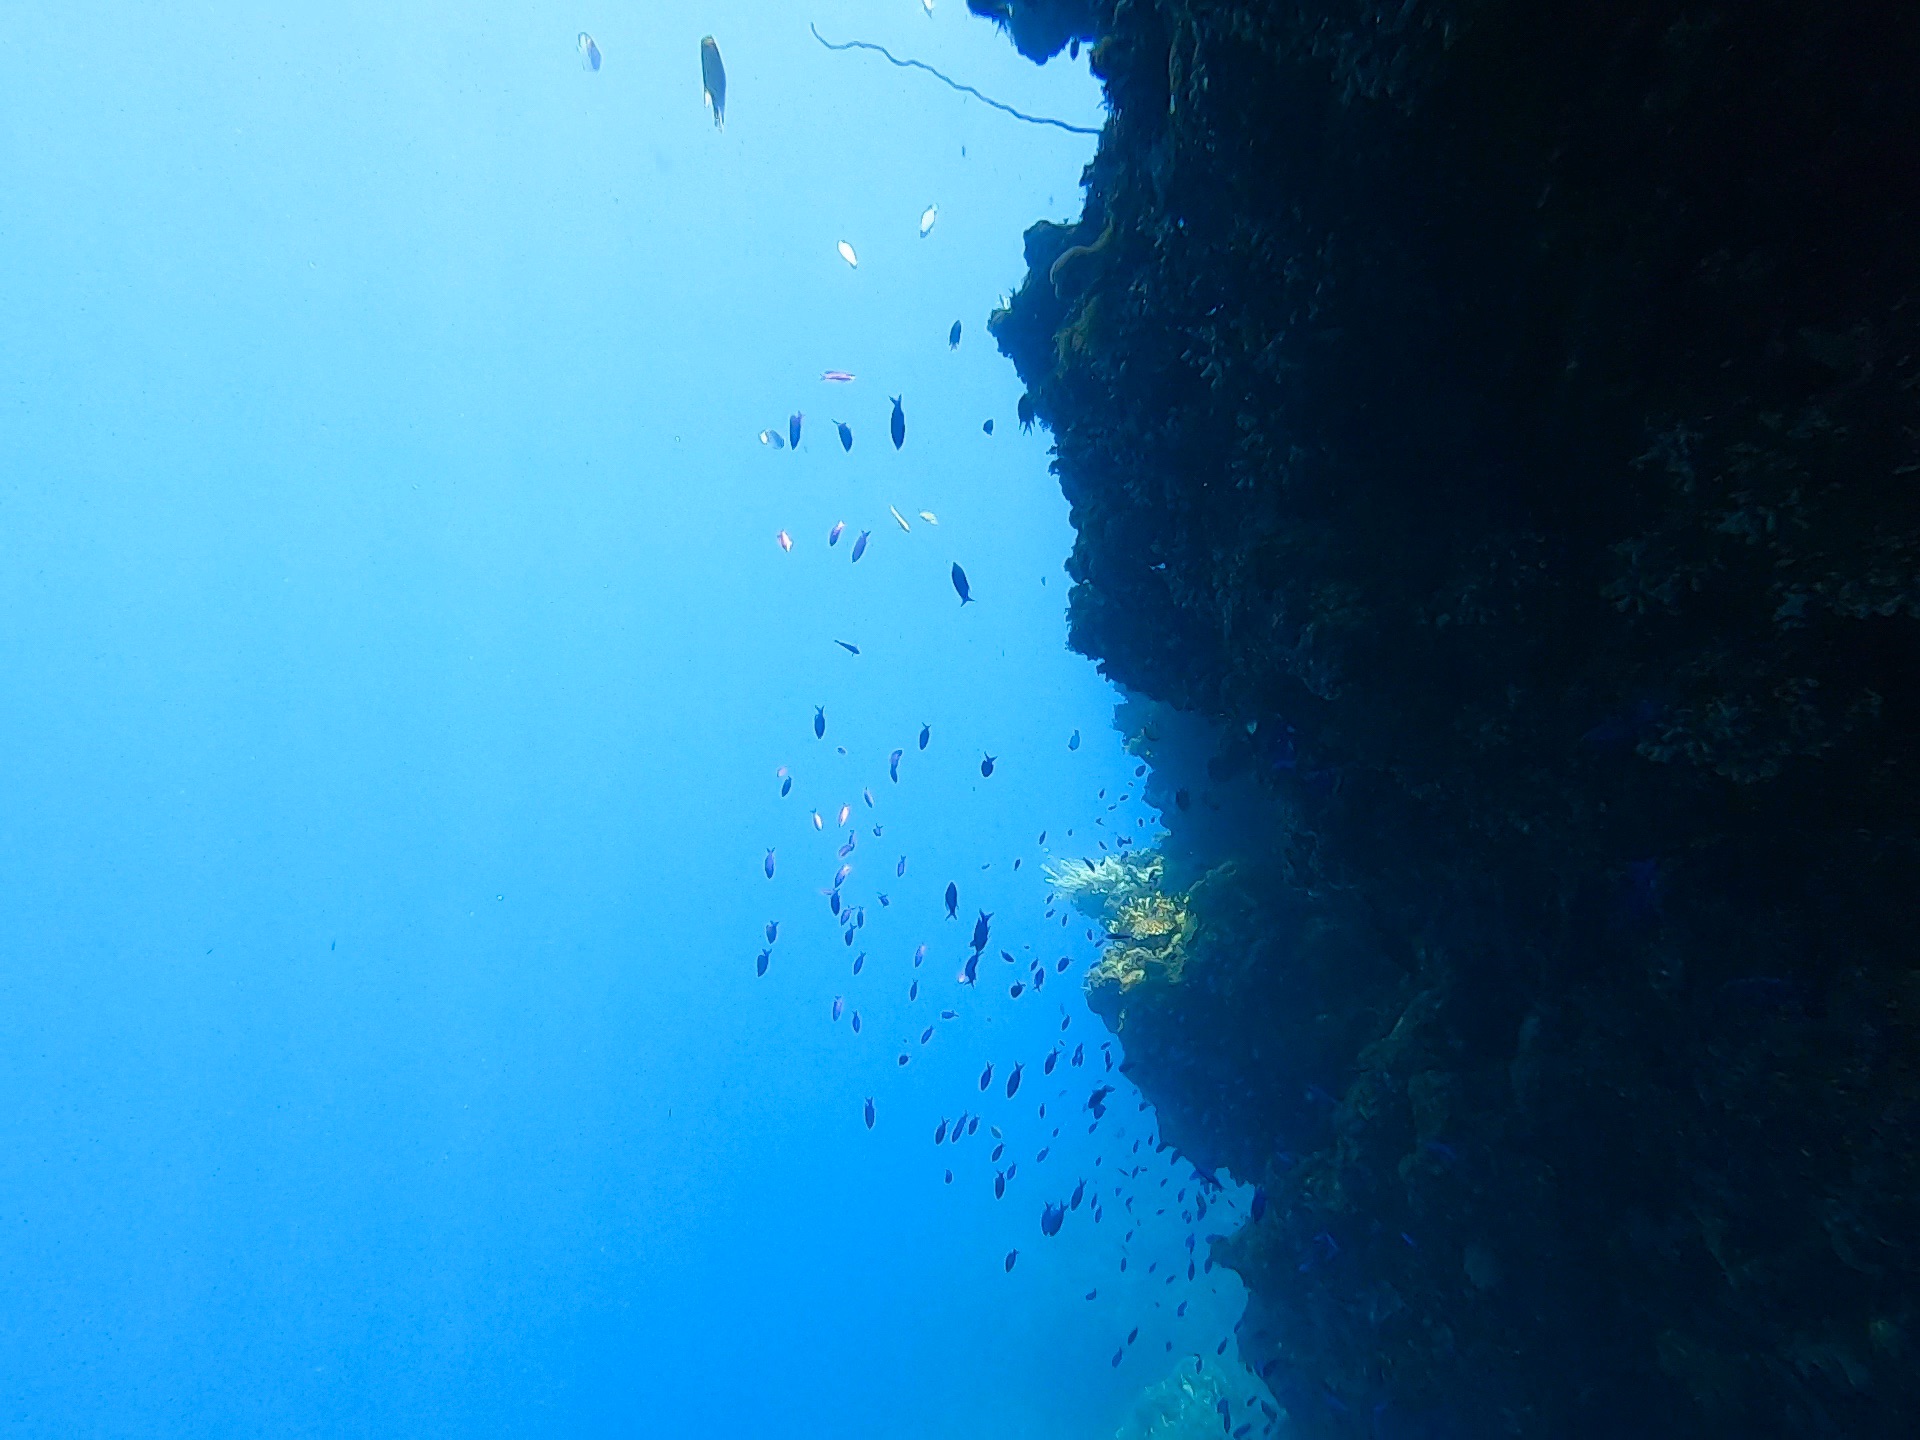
<box><xmin>950</xmin><ymin>320</ymin><xmax>962</xmax><ymax>348</ymax></box>
<box><xmin>980</xmin><ymin>753</ymin><xmax>996</xmax><ymax>777</ymax></box>
<box><xmin>890</xmin><ymin>505</ymin><xmax>911</xmax><ymax>531</ymax></box>
<box><xmin>578</xmin><ymin>32</ymin><xmax>601</xmax><ymax>70</ymax></box>
<box><xmin>814</xmin><ymin>706</ymin><xmax>826</xmax><ymax>739</ymax></box>
<box><xmin>951</xmin><ymin>563</ymin><xmax>974</xmax><ymax>604</ymax></box>
<box><xmin>759</xmin><ymin>427</ymin><xmax>785</xmax><ymax>449</ymax></box>
<box><xmin>1007</xmin><ymin>1062</ymin><xmax>1024</xmax><ymax>1097</ymax></box>
<box><xmin>1018</xmin><ymin>393</ymin><xmax>1035</xmax><ymax>432</ymax></box>
<box><xmin>821</xmin><ymin>370</ymin><xmax>856</xmax><ymax>383</ymax></box>
<box><xmin>836</xmin><ymin>420</ymin><xmax>853</xmax><ymax>451</ymax></box>
<box><xmin>889</xmin><ymin>748</ymin><xmax>903</xmax><ymax>781</ymax></box>
<box><xmin>834</xmin><ymin>639</ymin><xmax>860</xmax><ymax>655</ymax></box>
<box><xmin>1069</xmin><ymin>729</ymin><xmax>1080</xmax><ymax>750</ymax></box>
<box><xmin>755</xmin><ymin>949</ymin><xmax>769</xmax><ymax>976</ymax></box>
<box><xmin>945</xmin><ymin>881</ymin><xmax>958</xmax><ymax>917</ymax></box>
<box><xmin>700</xmin><ymin>37</ymin><xmax>726</xmax><ymax>130</ymax></box>
<box><xmin>789</xmin><ymin>411</ymin><xmax>803</xmax><ymax>447</ymax></box>
<box><xmin>1004</xmin><ymin>1249</ymin><xmax>1017</xmax><ymax>1272</ymax></box>
<box><xmin>863</xmin><ymin>1096</ymin><xmax>875</xmax><ymax>1129</ymax></box>
<box><xmin>837</xmin><ymin>240</ymin><xmax>859</xmax><ymax>268</ymax></box>
<box><xmin>851</xmin><ymin>529</ymin><xmax>869</xmax><ymax>562</ymax></box>
<box><xmin>776</xmin><ymin>529</ymin><xmax>792</xmax><ymax>552</ymax></box>
<box><xmin>763</xmin><ymin>848</ymin><xmax>776</xmax><ymax>878</ymax></box>
<box><xmin>890</xmin><ymin>395</ymin><xmax>906</xmax><ymax>449</ymax></box>
<box><xmin>982</xmin><ymin>419</ymin><xmax>994</xmax><ymax>435</ymax></box>
<box><xmin>919</xmin><ymin>723</ymin><xmax>932</xmax><ymax>750</ymax></box>
<box><xmin>918</xmin><ymin>511</ymin><xmax>939</xmax><ymax>524</ymax></box>
<box><xmin>829</xmin><ymin>520</ymin><xmax>844</xmax><ymax>545</ymax></box>
<box><xmin>919</xmin><ymin>203</ymin><xmax>938</xmax><ymax>237</ymax></box>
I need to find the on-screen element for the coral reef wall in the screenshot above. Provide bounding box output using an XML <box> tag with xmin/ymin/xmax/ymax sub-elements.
<box><xmin>981</xmin><ymin>2</ymin><xmax>1920</xmax><ymax>1436</ymax></box>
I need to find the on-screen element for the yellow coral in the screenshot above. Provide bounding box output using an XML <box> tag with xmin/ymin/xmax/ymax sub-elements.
<box><xmin>1063</xmin><ymin>848</ymin><xmax>1192</xmax><ymax>994</ymax></box>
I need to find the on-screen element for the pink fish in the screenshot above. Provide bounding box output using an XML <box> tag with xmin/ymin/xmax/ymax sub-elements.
<box><xmin>776</xmin><ymin>530</ymin><xmax>792</xmax><ymax>551</ymax></box>
<box><xmin>821</xmin><ymin>370</ymin><xmax>856</xmax><ymax>383</ymax></box>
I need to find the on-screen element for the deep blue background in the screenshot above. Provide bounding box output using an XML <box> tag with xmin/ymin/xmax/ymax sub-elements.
<box><xmin>0</xmin><ymin>4</ymin><xmax>1249</xmax><ymax>1434</ymax></box>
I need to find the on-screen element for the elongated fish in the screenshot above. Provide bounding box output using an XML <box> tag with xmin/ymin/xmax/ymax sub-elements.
<box><xmin>919</xmin><ymin>204</ymin><xmax>938</xmax><ymax>237</ymax></box>
<box><xmin>700</xmin><ymin>37</ymin><xmax>726</xmax><ymax>130</ymax></box>
<box><xmin>890</xmin><ymin>505</ymin><xmax>911</xmax><ymax>531</ymax></box>
<box><xmin>789</xmin><ymin>412</ymin><xmax>803</xmax><ymax>448</ymax></box>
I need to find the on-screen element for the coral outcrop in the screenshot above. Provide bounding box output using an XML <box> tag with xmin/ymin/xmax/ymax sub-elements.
<box><xmin>984</xmin><ymin>2</ymin><xmax>1920</xmax><ymax>1436</ymax></box>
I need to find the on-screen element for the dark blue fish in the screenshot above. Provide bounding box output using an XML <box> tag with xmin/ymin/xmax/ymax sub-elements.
<box><xmin>1250</xmin><ymin>1186</ymin><xmax>1267</xmax><ymax>1222</ymax></box>
<box><xmin>1111</xmin><ymin>1349</ymin><xmax>1122</xmax><ymax>1367</ymax></box>
<box><xmin>979</xmin><ymin>1061</ymin><xmax>994</xmax><ymax>1091</ymax></box>
<box><xmin>919</xmin><ymin>722</ymin><xmax>931</xmax><ymax>750</ymax></box>
<box><xmin>755</xmin><ymin>949</ymin><xmax>769</xmax><ymax>976</ymax></box>
<box><xmin>850</xmin><ymin>529</ymin><xmax>870</xmax><ymax>563</ymax></box>
<box><xmin>780</xmin><ymin>775</ymin><xmax>792</xmax><ymax>797</ymax></box>
<box><xmin>951</xmin><ymin>563</ymin><xmax>974</xmax><ymax>605</ymax></box>
<box><xmin>851</xmin><ymin>953</ymin><xmax>864</xmax><ymax>975</ymax></box>
<box><xmin>1070</xmin><ymin>1179</ymin><xmax>1085</xmax><ymax>1209</ymax></box>
<box><xmin>934</xmin><ymin>1118</ymin><xmax>948</xmax><ymax>1143</ymax></box>
<box><xmin>949</xmin><ymin>321</ymin><xmax>961</xmax><ymax>349</ymax></box>
<box><xmin>835</xmin><ymin>420</ymin><xmax>853</xmax><ymax>451</ymax></box>
<box><xmin>1017</xmin><ymin>393</ymin><xmax>1035</xmax><ymax>433</ymax></box>
<box><xmin>835</xmin><ymin>639</ymin><xmax>860</xmax><ymax>655</ymax></box>
<box><xmin>971</xmin><ymin>910</ymin><xmax>992</xmax><ymax>953</ymax></box>
<box><xmin>813</xmin><ymin>706</ymin><xmax>826</xmax><ymax>739</ymax></box>
<box><xmin>1041</xmin><ymin>1203</ymin><xmax>1065</xmax><ymax>1236</ymax></box>
<box><xmin>1071</xmin><ymin>1043</ymin><xmax>1083</xmax><ymax>1066</ymax></box>
<box><xmin>945</xmin><ymin>882</ymin><xmax>958</xmax><ymax>918</ymax></box>
<box><xmin>763</xmin><ymin>848</ymin><xmax>776</xmax><ymax>878</ymax></box>
<box><xmin>829</xmin><ymin>891</ymin><xmax>841</xmax><ymax>917</ymax></box>
<box><xmin>980</xmin><ymin>753</ymin><xmax>996</xmax><ymax>777</ymax></box>
<box><xmin>1009</xmin><ymin>982</ymin><xmax>1024</xmax><ymax>998</ymax></box>
<box><xmin>897</xmin><ymin>1053</ymin><xmax>909</xmax><ymax>1066</ymax></box>
<box><xmin>889</xmin><ymin>749</ymin><xmax>903</xmax><ymax>782</ymax></box>
<box><xmin>789</xmin><ymin>412</ymin><xmax>803</xmax><ymax>448</ymax></box>
<box><xmin>920</xmin><ymin>1026</ymin><xmax>934</xmax><ymax>1044</ymax></box>
<box><xmin>945</xmin><ymin>1170</ymin><xmax>953</xmax><ymax>1184</ymax></box>
<box><xmin>908</xmin><ymin>978</ymin><xmax>918</xmax><ymax>1000</ymax></box>
<box><xmin>896</xmin><ymin>856</ymin><xmax>907</xmax><ymax>877</ymax></box>
<box><xmin>994</xmin><ymin>1171</ymin><xmax>1006</xmax><ymax>1199</ymax></box>
<box><xmin>890</xmin><ymin>395</ymin><xmax>906</xmax><ymax>450</ymax></box>
<box><xmin>1006</xmin><ymin>1062</ymin><xmax>1024</xmax><ymax>1097</ymax></box>
<box><xmin>1087</xmin><ymin>1085</ymin><xmax>1113</xmax><ymax>1119</ymax></box>
<box><xmin>1044</xmin><ymin>1049</ymin><xmax>1058</xmax><ymax>1075</ymax></box>
<box><xmin>982</xmin><ymin>419</ymin><xmax>994</xmax><ymax>435</ymax></box>
<box><xmin>962</xmin><ymin>951</ymin><xmax>979</xmax><ymax>986</ymax></box>
<box><xmin>863</xmin><ymin>1097</ymin><xmax>875</xmax><ymax>1129</ymax></box>
<box><xmin>1004</xmin><ymin>1249</ymin><xmax>1018</xmax><ymax>1272</ymax></box>
<box><xmin>850</xmin><ymin>1010</ymin><xmax>861</xmax><ymax>1033</ymax></box>
<box><xmin>1068</xmin><ymin>729</ymin><xmax>1080</xmax><ymax>750</ymax></box>
<box><xmin>765</xmin><ymin>920</ymin><xmax>779</xmax><ymax>943</ymax></box>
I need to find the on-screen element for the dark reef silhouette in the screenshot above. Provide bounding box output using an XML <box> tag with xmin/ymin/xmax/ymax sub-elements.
<box><xmin>975</xmin><ymin>1</ymin><xmax>1920</xmax><ymax>1435</ymax></box>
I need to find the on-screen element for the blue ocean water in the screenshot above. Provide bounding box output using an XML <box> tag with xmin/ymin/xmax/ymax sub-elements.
<box><xmin>0</xmin><ymin>4</ymin><xmax>1253</xmax><ymax>1435</ymax></box>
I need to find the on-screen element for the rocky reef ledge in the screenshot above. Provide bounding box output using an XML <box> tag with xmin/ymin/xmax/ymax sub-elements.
<box><xmin>976</xmin><ymin>1</ymin><xmax>1920</xmax><ymax>1435</ymax></box>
